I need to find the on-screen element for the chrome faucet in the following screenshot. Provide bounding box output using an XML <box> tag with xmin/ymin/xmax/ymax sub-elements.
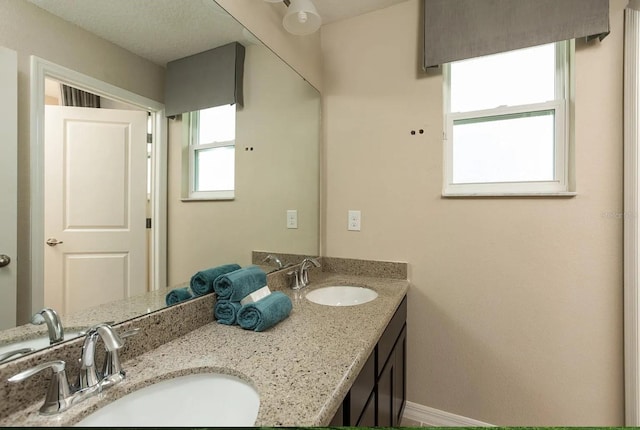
<box><xmin>7</xmin><ymin>323</ymin><xmax>134</xmax><ymax>415</ymax></box>
<box><xmin>300</xmin><ymin>258</ymin><xmax>321</xmax><ymax>287</ymax></box>
<box><xmin>78</xmin><ymin>323</ymin><xmax>125</xmax><ymax>390</ymax></box>
<box><xmin>287</xmin><ymin>257</ymin><xmax>321</xmax><ymax>289</ymax></box>
<box><xmin>31</xmin><ymin>308</ymin><xmax>64</xmax><ymax>344</ymax></box>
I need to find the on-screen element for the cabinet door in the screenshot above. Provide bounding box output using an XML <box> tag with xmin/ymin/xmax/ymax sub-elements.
<box><xmin>378</xmin><ymin>297</ymin><xmax>407</xmax><ymax>376</ymax></box>
<box><xmin>393</xmin><ymin>325</ymin><xmax>407</xmax><ymax>426</ymax></box>
<box><xmin>348</xmin><ymin>351</ymin><xmax>375</xmax><ymax>425</ymax></box>
<box><xmin>330</xmin><ymin>401</ymin><xmax>344</xmax><ymax>426</ymax></box>
<box><xmin>357</xmin><ymin>391</ymin><xmax>376</xmax><ymax>427</ymax></box>
<box><xmin>378</xmin><ymin>356</ymin><xmax>394</xmax><ymax>427</ymax></box>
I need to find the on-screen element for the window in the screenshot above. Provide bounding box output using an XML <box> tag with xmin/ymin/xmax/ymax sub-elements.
<box><xmin>184</xmin><ymin>104</ymin><xmax>236</xmax><ymax>200</ymax></box>
<box><xmin>443</xmin><ymin>42</ymin><xmax>573</xmax><ymax>196</ymax></box>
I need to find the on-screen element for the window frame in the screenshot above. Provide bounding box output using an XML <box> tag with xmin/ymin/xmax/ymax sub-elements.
<box><xmin>442</xmin><ymin>41</ymin><xmax>575</xmax><ymax>197</ymax></box>
<box><xmin>183</xmin><ymin>106</ymin><xmax>236</xmax><ymax>201</ymax></box>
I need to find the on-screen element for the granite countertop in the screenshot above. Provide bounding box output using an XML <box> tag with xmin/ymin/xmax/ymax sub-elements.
<box><xmin>0</xmin><ymin>288</ymin><xmax>168</xmax><ymax>347</ymax></box>
<box><xmin>4</xmin><ymin>272</ymin><xmax>408</xmax><ymax>427</ymax></box>
<box><xmin>0</xmin><ymin>265</ymin><xmax>277</xmax><ymax>348</ymax></box>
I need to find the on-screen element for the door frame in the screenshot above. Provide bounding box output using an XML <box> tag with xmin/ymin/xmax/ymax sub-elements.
<box><xmin>0</xmin><ymin>47</ymin><xmax>18</xmax><ymax>329</ymax></box>
<box><xmin>29</xmin><ymin>56</ymin><xmax>167</xmax><ymax>314</ymax></box>
<box><xmin>625</xmin><ymin>4</ymin><xmax>640</xmax><ymax>426</ymax></box>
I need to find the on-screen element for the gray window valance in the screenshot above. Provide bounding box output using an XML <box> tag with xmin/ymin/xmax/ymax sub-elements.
<box><xmin>165</xmin><ymin>42</ymin><xmax>245</xmax><ymax>117</ymax></box>
<box><xmin>423</xmin><ymin>0</ymin><xmax>610</xmax><ymax>69</ymax></box>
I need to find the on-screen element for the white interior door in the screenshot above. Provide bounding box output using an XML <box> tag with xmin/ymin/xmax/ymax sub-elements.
<box><xmin>44</xmin><ymin>106</ymin><xmax>147</xmax><ymax>315</ymax></box>
<box><xmin>0</xmin><ymin>47</ymin><xmax>17</xmax><ymax>330</ymax></box>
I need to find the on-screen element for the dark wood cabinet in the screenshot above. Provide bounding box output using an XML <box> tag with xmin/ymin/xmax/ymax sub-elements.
<box><xmin>357</xmin><ymin>391</ymin><xmax>376</xmax><ymax>426</ymax></box>
<box><xmin>378</xmin><ymin>354</ymin><xmax>393</xmax><ymax>426</ymax></box>
<box><xmin>331</xmin><ymin>295</ymin><xmax>407</xmax><ymax>426</ymax></box>
<box><xmin>393</xmin><ymin>325</ymin><xmax>407</xmax><ymax>425</ymax></box>
<box><xmin>378</xmin><ymin>324</ymin><xmax>407</xmax><ymax>426</ymax></box>
<box><xmin>329</xmin><ymin>401</ymin><xmax>344</xmax><ymax>426</ymax></box>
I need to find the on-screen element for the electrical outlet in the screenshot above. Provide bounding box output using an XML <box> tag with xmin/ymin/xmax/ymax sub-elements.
<box><xmin>287</xmin><ymin>210</ymin><xmax>298</xmax><ymax>229</ymax></box>
<box><xmin>348</xmin><ymin>210</ymin><xmax>361</xmax><ymax>231</ymax></box>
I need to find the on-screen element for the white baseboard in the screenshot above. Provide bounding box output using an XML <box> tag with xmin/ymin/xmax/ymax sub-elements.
<box><xmin>403</xmin><ymin>401</ymin><xmax>494</xmax><ymax>427</ymax></box>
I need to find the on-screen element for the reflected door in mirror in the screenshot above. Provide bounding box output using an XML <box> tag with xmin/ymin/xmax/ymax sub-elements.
<box><xmin>44</xmin><ymin>107</ymin><xmax>148</xmax><ymax>315</ymax></box>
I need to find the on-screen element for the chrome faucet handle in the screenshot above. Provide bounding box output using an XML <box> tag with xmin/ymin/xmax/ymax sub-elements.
<box><xmin>0</xmin><ymin>347</ymin><xmax>35</xmax><ymax>363</ymax></box>
<box><xmin>8</xmin><ymin>360</ymin><xmax>72</xmax><ymax>415</ymax></box>
<box><xmin>31</xmin><ymin>308</ymin><xmax>64</xmax><ymax>344</ymax></box>
<box><xmin>101</xmin><ymin>327</ymin><xmax>139</xmax><ymax>387</ymax></box>
<box><xmin>78</xmin><ymin>323</ymin><xmax>124</xmax><ymax>390</ymax></box>
<box><xmin>119</xmin><ymin>327</ymin><xmax>141</xmax><ymax>339</ymax></box>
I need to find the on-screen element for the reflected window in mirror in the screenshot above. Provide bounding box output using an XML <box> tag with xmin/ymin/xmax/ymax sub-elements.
<box><xmin>186</xmin><ymin>104</ymin><xmax>236</xmax><ymax>200</ymax></box>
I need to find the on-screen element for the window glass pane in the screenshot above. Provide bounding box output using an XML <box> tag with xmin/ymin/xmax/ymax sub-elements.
<box><xmin>198</xmin><ymin>104</ymin><xmax>235</xmax><ymax>144</ymax></box>
<box><xmin>450</xmin><ymin>44</ymin><xmax>555</xmax><ymax>113</ymax></box>
<box><xmin>452</xmin><ymin>110</ymin><xmax>555</xmax><ymax>184</ymax></box>
<box><xmin>195</xmin><ymin>146</ymin><xmax>235</xmax><ymax>191</ymax></box>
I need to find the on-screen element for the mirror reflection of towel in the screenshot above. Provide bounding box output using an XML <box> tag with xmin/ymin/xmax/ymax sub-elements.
<box><xmin>190</xmin><ymin>263</ymin><xmax>241</xmax><ymax>296</ymax></box>
<box><xmin>165</xmin><ymin>287</ymin><xmax>193</xmax><ymax>306</ymax></box>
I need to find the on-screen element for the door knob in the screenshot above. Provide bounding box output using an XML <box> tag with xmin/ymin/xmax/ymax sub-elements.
<box><xmin>0</xmin><ymin>254</ymin><xmax>10</xmax><ymax>267</ymax></box>
<box><xmin>46</xmin><ymin>238</ymin><xmax>64</xmax><ymax>247</ymax></box>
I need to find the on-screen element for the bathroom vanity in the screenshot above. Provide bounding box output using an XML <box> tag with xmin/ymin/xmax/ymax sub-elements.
<box><xmin>0</xmin><ymin>259</ymin><xmax>409</xmax><ymax>426</ymax></box>
<box><xmin>330</xmin><ymin>295</ymin><xmax>407</xmax><ymax>426</ymax></box>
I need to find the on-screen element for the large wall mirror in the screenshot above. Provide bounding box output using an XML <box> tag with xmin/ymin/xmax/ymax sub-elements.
<box><xmin>0</xmin><ymin>0</ymin><xmax>320</xmax><ymax>363</ymax></box>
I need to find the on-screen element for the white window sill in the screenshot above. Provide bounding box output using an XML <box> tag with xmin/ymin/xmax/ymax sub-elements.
<box><xmin>442</xmin><ymin>191</ymin><xmax>577</xmax><ymax>198</ymax></box>
<box><xmin>181</xmin><ymin>197</ymin><xmax>235</xmax><ymax>202</ymax></box>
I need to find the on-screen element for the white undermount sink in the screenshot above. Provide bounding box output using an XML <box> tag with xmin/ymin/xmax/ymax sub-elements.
<box><xmin>75</xmin><ymin>373</ymin><xmax>260</xmax><ymax>427</ymax></box>
<box><xmin>306</xmin><ymin>286</ymin><xmax>378</xmax><ymax>306</ymax></box>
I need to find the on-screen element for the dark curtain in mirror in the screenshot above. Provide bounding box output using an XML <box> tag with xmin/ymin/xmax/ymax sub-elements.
<box><xmin>61</xmin><ymin>84</ymin><xmax>100</xmax><ymax>108</ymax></box>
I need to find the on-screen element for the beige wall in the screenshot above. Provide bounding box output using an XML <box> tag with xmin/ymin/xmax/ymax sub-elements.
<box><xmin>215</xmin><ymin>0</ymin><xmax>322</xmax><ymax>91</ymax></box>
<box><xmin>167</xmin><ymin>44</ymin><xmax>320</xmax><ymax>284</ymax></box>
<box><xmin>0</xmin><ymin>0</ymin><xmax>165</xmax><ymax>323</ymax></box>
<box><xmin>321</xmin><ymin>0</ymin><xmax>625</xmax><ymax>425</ymax></box>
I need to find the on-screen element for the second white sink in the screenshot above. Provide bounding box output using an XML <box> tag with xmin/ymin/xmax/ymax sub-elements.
<box><xmin>306</xmin><ymin>286</ymin><xmax>378</xmax><ymax>306</ymax></box>
<box><xmin>75</xmin><ymin>373</ymin><xmax>260</xmax><ymax>427</ymax></box>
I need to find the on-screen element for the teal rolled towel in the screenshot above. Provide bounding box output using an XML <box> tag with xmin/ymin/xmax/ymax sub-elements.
<box><xmin>213</xmin><ymin>265</ymin><xmax>267</xmax><ymax>301</ymax></box>
<box><xmin>165</xmin><ymin>287</ymin><xmax>193</xmax><ymax>306</ymax></box>
<box><xmin>237</xmin><ymin>291</ymin><xmax>292</xmax><ymax>332</ymax></box>
<box><xmin>190</xmin><ymin>263</ymin><xmax>241</xmax><ymax>296</ymax></box>
<box><xmin>214</xmin><ymin>300</ymin><xmax>242</xmax><ymax>325</ymax></box>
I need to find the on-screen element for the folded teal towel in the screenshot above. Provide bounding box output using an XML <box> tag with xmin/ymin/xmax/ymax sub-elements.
<box><xmin>190</xmin><ymin>264</ymin><xmax>241</xmax><ymax>296</ymax></box>
<box><xmin>237</xmin><ymin>291</ymin><xmax>292</xmax><ymax>332</ymax></box>
<box><xmin>165</xmin><ymin>287</ymin><xmax>193</xmax><ymax>306</ymax></box>
<box><xmin>214</xmin><ymin>300</ymin><xmax>242</xmax><ymax>325</ymax></box>
<box><xmin>213</xmin><ymin>265</ymin><xmax>267</xmax><ymax>301</ymax></box>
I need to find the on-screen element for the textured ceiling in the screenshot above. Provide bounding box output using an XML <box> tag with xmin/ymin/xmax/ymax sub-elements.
<box><xmin>26</xmin><ymin>0</ymin><xmax>407</xmax><ymax>66</ymax></box>
<box><xmin>315</xmin><ymin>0</ymin><xmax>407</xmax><ymax>25</ymax></box>
<box><xmin>27</xmin><ymin>0</ymin><xmax>259</xmax><ymax>66</ymax></box>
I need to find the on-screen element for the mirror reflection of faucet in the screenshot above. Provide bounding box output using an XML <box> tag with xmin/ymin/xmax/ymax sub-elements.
<box><xmin>262</xmin><ymin>254</ymin><xmax>284</xmax><ymax>269</ymax></box>
<box><xmin>0</xmin><ymin>347</ymin><xmax>35</xmax><ymax>364</ymax></box>
<box><xmin>262</xmin><ymin>254</ymin><xmax>296</xmax><ymax>270</ymax></box>
<box><xmin>30</xmin><ymin>308</ymin><xmax>64</xmax><ymax>345</ymax></box>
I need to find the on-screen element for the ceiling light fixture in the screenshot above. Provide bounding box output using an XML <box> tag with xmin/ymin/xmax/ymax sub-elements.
<box><xmin>282</xmin><ymin>0</ymin><xmax>321</xmax><ymax>36</ymax></box>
